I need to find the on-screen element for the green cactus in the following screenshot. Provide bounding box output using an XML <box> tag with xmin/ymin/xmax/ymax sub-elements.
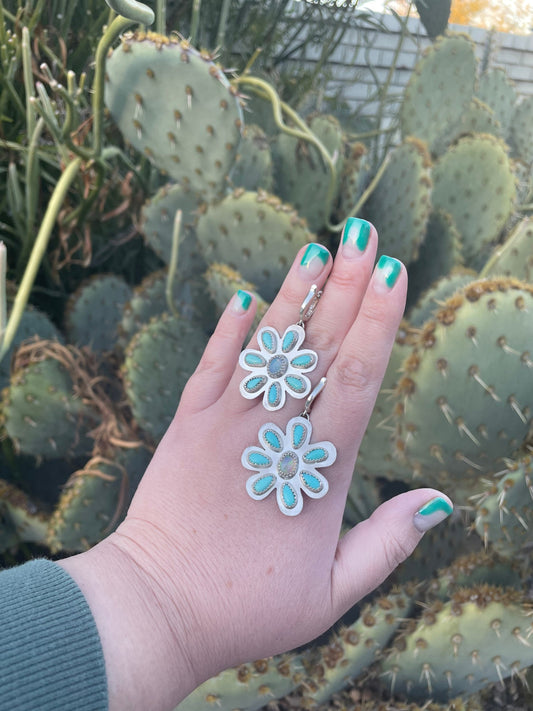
<box><xmin>139</xmin><ymin>182</ymin><xmax>206</xmax><ymax>273</ymax></box>
<box><xmin>64</xmin><ymin>274</ymin><xmax>133</xmax><ymax>353</ymax></box>
<box><xmin>432</xmin><ymin>98</ymin><xmax>502</xmax><ymax>156</ymax></box>
<box><xmin>335</xmin><ymin>142</ymin><xmax>370</xmax><ymax>224</ymax></box>
<box><xmin>400</xmin><ymin>33</ymin><xmax>477</xmax><ymax>155</ymax></box>
<box><xmin>196</xmin><ymin>189</ymin><xmax>315</xmax><ymax>301</ymax></box>
<box><xmin>1</xmin><ymin>344</ymin><xmax>101</xmax><ymax>459</ymax></box>
<box><xmin>432</xmin><ymin>551</ymin><xmax>523</xmax><ymax>597</ymax></box>
<box><xmin>229</xmin><ymin>124</ymin><xmax>274</xmax><ymax>192</ymax></box>
<box><xmin>47</xmin><ymin>446</ymin><xmax>152</xmax><ymax>553</ymax></box>
<box><xmin>122</xmin><ymin>312</ymin><xmax>207</xmax><ymax>442</ymax></box>
<box><xmin>176</xmin><ymin>654</ymin><xmax>303</xmax><ymax>711</ymax></box>
<box><xmin>407</xmin><ymin>269</ymin><xmax>475</xmax><ymax>328</ymax></box>
<box><xmin>0</xmin><ymin>306</ymin><xmax>63</xmax><ymax>390</ymax></box>
<box><xmin>380</xmin><ymin>586</ymin><xmax>533</xmax><ymax>701</ymax></box>
<box><xmin>303</xmin><ymin>588</ymin><xmax>415</xmax><ymax>706</ymax></box>
<box><xmin>273</xmin><ymin>113</ymin><xmax>343</xmax><ymax>232</ymax></box>
<box><xmin>476</xmin><ymin>68</ymin><xmax>517</xmax><ymax>141</ymax></box>
<box><xmin>0</xmin><ymin>479</ymin><xmax>49</xmax><ymax>548</ymax></box>
<box><xmin>431</xmin><ymin>134</ymin><xmax>516</xmax><ymax>267</ymax></box>
<box><xmin>119</xmin><ymin>268</ymin><xmax>216</xmax><ymax>349</ymax></box>
<box><xmin>480</xmin><ymin>217</ymin><xmax>533</xmax><ymax>283</ymax></box>
<box><xmin>363</xmin><ymin>138</ymin><xmax>432</xmax><ymax>265</ymax></box>
<box><xmin>394</xmin><ymin>279</ymin><xmax>533</xmax><ymax>500</ymax></box>
<box><xmin>510</xmin><ymin>96</ymin><xmax>533</xmax><ymax>164</ymax></box>
<box><xmin>105</xmin><ymin>32</ymin><xmax>244</xmax><ymax>200</ymax></box>
<box><xmin>474</xmin><ymin>455</ymin><xmax>533</xmax><ymax>558</ymax></box>
<box><xmin>204</xmin><ymin>263</ymin><xmax>269</xmax><ymax>332</ymax></box>
<box><xmin>406</xmin><ymin>210</ymin><xmax>464</xmax><ymax>309</ymax></box>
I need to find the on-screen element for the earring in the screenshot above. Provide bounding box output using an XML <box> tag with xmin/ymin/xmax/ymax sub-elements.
<box><xmin>242</xmin><ymin>378</ymin><xmax>336</xmax><ymax>516</ymax></box>
<box><xmin>238</xmin><ymin>285</ymin><xmax>321</xmax><ymax>411</ymax></box>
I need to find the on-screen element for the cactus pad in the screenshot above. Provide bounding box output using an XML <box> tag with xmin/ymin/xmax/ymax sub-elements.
<box><xmin>105</xmin><ymin>33</ymin><xmax>244</xmax><ymax>199</ymax></box>
<box><xmin>122</xmin><ymin>313</ymin><xmax>207</xmax><ymax>442</ymax></box>
<box><xmin>407</xmin><ymin>269</ymin><xmax>475</xmax><ymax>328</ymax></box>
<box><xmin>65</xmin><ymin>274</ymin><xmax>132</xmax><ymax>353</ymax></box>
<box><xmin>400</xmin><ymin>33</ymin><xmax>476</xmax><ymax>154</ymax></box>
<box><xmin>510</xmin><ymin>95</ymin><xmax>533</xmax><ymax>164</ymax></box>
<box><xmin>480</xmin><ymin>217</ymin><xmax>533</xmax><ymax>283</ymax></box>
<box><xmin>364</xmin><ymin>138</ymin><xmax>432</xmax><ymax>265</ymax></box>
<box><xmin>47</xmin><ymin>447</ymin><xmax>151</xmax><ymax>553</ymax></box>
<box><xmin>431</xmin><ymin>134</ymin><xmax>516</xmax><ymax>267</ymax></box>
<box><xmin>381</xmin><ymin>586</ymin><xmax>533</xmax><ymax>701</ymax></box>
<box><xmin>476</xmin><ymin>68</ymin><xmax>516</xmax><ymax>140</ymax></box>
<box><xmin>0</xmin><ymin>479</ymin><xmax>49</xmax><ymax>546</ymax></box>
<box><xmin>196</xmin><ymin>189</ymin><xmax>314</xmax><ymax>301</ymax></box>
<box><xmin>204</xmin><ymin>263</ymin><xmax>269</xmax><ymax>333</ymax></box>
<box><xmin>139</xmin><ymin>182</ymin><xmax>205</xmax><ymax>273</ymax></box>
<box><xmin>229</xmin><ymin>124</ymin><xmax>274</xmax><ymax>192</ymax></box>
<box><xmin>395</xmin><ymin>279</ymin><xmax>533</xmax><ymax>499</ymax></box>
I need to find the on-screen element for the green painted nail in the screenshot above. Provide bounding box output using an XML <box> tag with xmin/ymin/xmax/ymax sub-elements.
<box><xmin>376</xmin><ymin>255</ymin><xmax>402</xmax><ymax>289</ymax></box>
<box><xmin>413</xmin><ymin>496</ymin><xmax>453</xmax><ymax>533</ymax></box>
<box><xmin>300</xmin><ymin>243</ymin><xmax>329</xmax><ymax>269</ymax></box>
<box><xmin>234</xmin><ymin>290</ymin><xmax>252</xmax><ymax>312</ymax></box>
<box><xmin>342</xmin><ymin>217</ymin><xmax>371</xmax><ymax>253</ymax></box>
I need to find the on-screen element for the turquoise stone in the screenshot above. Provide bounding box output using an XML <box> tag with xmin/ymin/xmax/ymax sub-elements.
<box><xmin>248</xmin><ymin>451</ymin><xmax>272</xmax><ymax>468</ymax></box>
<box><xmin>281</xmin><ymin>483</ymin><xmax>297</xmax><ymax>509</ymax></box>
<box><xmin>245</xmin><ymin>375</ymin><xmax>266</xmax><ymax>393</ymax></box>
<box><xmin>267</xmin><ymin>382</ymin><xmax>281</xmax><ymax>407</ymax></box>
<box><xmin>267</xmin><ymin>354</ymin><xmax>289</xmax><ymax>379</ymax></box>
<box><xmin>261</xmin><ymin>330</ymin><xmax>275</xmax><ymax>353</ymax></box>
<box><xmin>292</xmin><ymin>423</ymin><xmax>306</xmax><ymax>449</ymax></box>
<box><xmin>301</xmin><ymin>471</ymin><xmax>322</xmax><ymax>492</ymax></box>
<box><xmin>303</xmin><ymin>447</ymin><xmax>327</xmax><ymax>463</ymax></box>
<box><xmin>263</xmin><ymin>429</ymin><xmax>282</xmax><ymax>451</ymax></box>
<box><xmin>282</xmin><ymin>329</ymin><xmax>298</xmax><ymax>353</ymax></box>
<box><xmin>277</xmin><ymin>451</ymin><xmax>298</xmax><ymax>479</ymax></box>
<box><xmin>285</xmin><ymin>375</ymin><xmax>306</xmax><ymax>393</ymax></box>
<box><xmin>253</xmin><ymin>475</ymin><xmax>274</xmax><ymax>495</ymax></box>
<box><xmin>244</xmin><ymin>353</ymin><xmax>266</xmax><ymax>368</ymax></box>
<box><xmin>291</xmin><ymin>354</ymin><xmax>315</xmax><ymax>369</ymax></box>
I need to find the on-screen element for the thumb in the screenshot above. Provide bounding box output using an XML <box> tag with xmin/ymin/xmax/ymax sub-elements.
<box><xmin>331</xmin><ymin>489</ymin><xmax>454</xmax><ymax>617</ymax></box>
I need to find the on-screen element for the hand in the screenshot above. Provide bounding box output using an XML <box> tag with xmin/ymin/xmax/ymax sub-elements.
<box><xmin>60</xmin><ymin>221</ymin><xmax>452</xmax><ymax>711</ymax></box>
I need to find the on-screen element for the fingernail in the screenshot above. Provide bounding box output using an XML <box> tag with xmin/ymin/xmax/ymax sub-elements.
<box><xmin>300</xmin><ymin>243</ymin><xmax>330</xmax><ymax>278</ymax></box>
<box><xmin>342</xmin><ymin>217</ymin><xmax>371</xmax><ymax>258</ymax></box>
<box><xmin>375</xmin><ymin>255</ymin><xmax>402</xmax><ymax>291</ymax></box>
<box><xmin>413</xmin><ymin>496</ymin><xmax>453</xmax><ymax>533</ymax></box>
<box><xmin>232</xmin><ymin>290</ymin><xmax>252</xmax><ymax>314</ymax></box>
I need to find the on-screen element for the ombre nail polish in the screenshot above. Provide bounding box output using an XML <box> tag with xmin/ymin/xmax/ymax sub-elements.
<box><xmin>300</xmin><ymin>243</ymin><xmax>330</xmax><ymax>278</ymax></box>
<box><xmin>413</xmin><ymin>496</ymin><xmax>453</xmax><ymax>533</ymax></box>
<box><xmin>342</xmin><ymin>217</ymin><xmax>371</xmax><ymax>258</ymax></box>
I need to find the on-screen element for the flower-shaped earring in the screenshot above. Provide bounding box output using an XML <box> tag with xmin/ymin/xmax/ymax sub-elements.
<box><xmin>242</xmin><ymin>378</ymin><xmax>336</xmax><ymax>516</ymax></box>
<box><xmin>239</xmin><ymin>285</ymin><xmax>321</xmax><ymax>411</ymax></box>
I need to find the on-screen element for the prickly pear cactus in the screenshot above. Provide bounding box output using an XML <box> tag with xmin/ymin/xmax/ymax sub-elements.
<box><xmin>380</xmin><ymin>586</ymin><xmax>533</xmax><ymax>701</ymax></box>
<box><xmin>273</xmin><ymin>113</ymin><xmax>343</xmax><ymax>232</ymax></box>
<box><xmin>176</xmin><ymin>654</ymin><xmax>303</xmax><ymax>711</ymax></box>
<box><xmin>480</xmin><ymin>217</ymin><xmax>533</xmax><ymax>283</ymax></box>
<box><xmin>0</xmin><ymin>343</ymin><xmax>101</xmax><ymax>459</ymax></box>
<box><xmin>510</xmin><ymin>95</ymin><xmax>533</xmax><ymax>164</ymax></box>
<box><xmin>431</xmin><ymin>134</ymin><xmax>516</xmax><ymax>267</ymax></box>
<box><xmin>0</xmin><ymin>479</ymin><xmax>49</xmax><ymax>548</ymax></box>
<box><xmin>229</xmin><ymin>124</ymin><xmax>274</xmax><ymax>192</ymax></box>
<box><xmin>204</xmin><ymin>263</ymin><xmax>269</xmax><ymax>332</ymax></box>
<box><xmin>303</xmin><ymin>588</ymin><xmax>415</xmax><ymax>705</ymax></box>
<box><xmin>363</xmin><ymin>138</ymin><xmax>432</xmax><ymax>265</ymax></box>
<box><xmin>407</xmin><ymin>268</ymin><xmax>476</xmax><ymax>328</ymax></box>
<box><xmin>474</xmin><ymin>455</ymin><xmax>533</xmax><ymax>558</ymax></box>
<box><xmin>0</xmin><ymin>306</ymin><xmax>63</xmax><ymax>390</ymax></box>
<box><xmin>432</xmin><ymin>98</ymin><xmax>502</xmax><ymax>156</ymax></box>
<box><xmin>476</xmin><ymin>68</ymin><xmax>517</xmax><ymax>140</ymax></box>
<box><xmin>122</xmin><ymin>312</ymin><xmax>207</xmax><ymax>442</ymax></box>
<box><xmin>400</xmin><ymin>33</ymin><xmax>477</xmax><ymax>155</ymax></box>
<box><xmin>65</xmin><ymin>274</ymin><xmax>133</xmax><ymax>353</ymax></box>
<box><xmin>335</xmin><ymin>142</ymin><xmax>369</xmax><ymax>222</ymax></box>
<box><xmin>406</xmin><ymin>209</ymin><xmax>464</xmax><ymax>309</ymax></box>
<box><xmin>105</xmin><ymin>33</ymin><xmax>244</xmax><ymax>200</ymax></box>
<box><xmin>394</xmin><ymin>279</ymin><xmax>533</xmax><ymax>499</ymax></box>
<box><xmin>196</xmin><ymin>189</ymin><xmax>315</xmax><ymax>301</ymax></box>
<box><xmin>139</xmin><ymin>182</ymin><xmax>206</xmax><ymax>273</ymax></box>
<box><xmin>47</xmin><ymin>447</ymin><xmax>152</xmax><ymax>553</ymax></box>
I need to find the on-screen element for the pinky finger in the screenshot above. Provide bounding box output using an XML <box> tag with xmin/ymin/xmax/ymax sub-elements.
<box><xmin>179</xmin><ymin>291</ymin><xmax>256</xmax><ymax>413</ymax></box>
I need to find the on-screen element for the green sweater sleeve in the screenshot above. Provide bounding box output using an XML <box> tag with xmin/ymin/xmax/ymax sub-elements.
<box><xmin>0</xmin><ymin>558</ymin><xmax>108</xmax><ymax>711</ymax></box>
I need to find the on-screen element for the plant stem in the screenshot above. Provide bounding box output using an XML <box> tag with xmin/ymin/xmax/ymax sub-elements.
<box><xmin>156</xmin><ymin>0</ymin><xmax>166</xmax><ymax>35</ymax></box>
<box><xmin>166</xmin><ymin>210</ymin><xmax>181</xmax><ymax>318</ymax></box>
<box><xmin>0</xmin><ymin>157</ymin><xmax>82</xmax><ymax>362</ymax></box>
<box><xmin>190</xmin><ymin>0</ymin><xmax>202</xmax><ymax>46</ymax></box>
<box><xmin>216</xmin><ymin>0</ymin><xmax>231</xmax><ymax>57</ymax></box>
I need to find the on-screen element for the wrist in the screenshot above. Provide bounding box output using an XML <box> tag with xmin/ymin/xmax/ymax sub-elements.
<box><xmin>58</xmin><ymin>532</ymin><xmax>201</xmax><ymax>711</ymax></box>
